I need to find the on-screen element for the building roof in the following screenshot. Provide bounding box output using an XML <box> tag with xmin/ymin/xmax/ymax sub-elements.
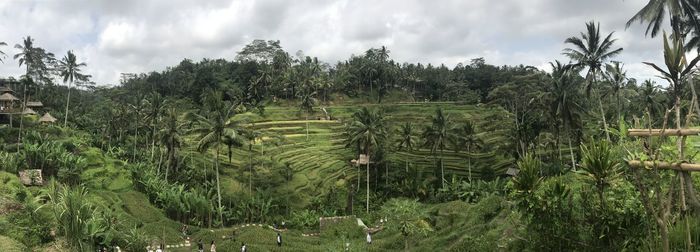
<box><xmin>0</xmin><ymin>92</ymin><xmax>19</xmax><ymax>101</ymax></box>
<box><xmin>26</xmin><ymin>101</ymin><xmax>43</xmax><ymax>107</ymax></box>
<box><xmin>38</xmin><ymin>112</ymin><xmax>57</xmax><ymax>123</ymax></box>
<box><xmin>0</xmin><ymin>86</ymin><xmax>13</xmax><ymax>94</ymax></box>
<box><xmin>505</xmin><ymin>168</ymin><xmax>520</xmax><ymax>176</ymax></box>
<box><xmin>22</xmin><ymin>107</ymin><xmax>37</xmax><ymax>115</ymax></box>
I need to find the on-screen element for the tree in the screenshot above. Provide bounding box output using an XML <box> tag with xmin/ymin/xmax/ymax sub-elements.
<box><xmin>188</xmin><ymin>89</ymin><xmax>239</xmax><ymax>227</ymax></box>
<box><xmin>58</xmin><ymin>50</ymin><xmax>89</xmax><ymax>127</ymax></box>
<box><xmin>547</xmin><ymin>61</ymin><xmax>583</xmax><ymax>169</ymax></box>
<box><xmin>644</xmin><ymin>32</ymin><xmax>700</xmax><ymax>216</ymax></box>
<box><xmin>298</xmin><ymin>88</ymin><xmax>316</xmax><ymax>140</ymax></box>
<box><xmin>563</xmin><ymin>21</ymin><xmax>623</xmax><ymax>141</ymax></box>
<box><xmin>422</xmin><ymin>108</ymin><xmax>453</xmax><ymax>189</ymax></box>
<box><xmin>626</xmin><ymin>0</ymin><xmax>700</xmax><ymax>38</ymax></box>
<box><xmin>345</xmin><ymin>107</ymin><xmax>387</xmax><ymax>213</ymax></box>
<box><xmin>13</xmin><ymin>36</ymin><xmax>38</xmax><ymax>149</ymax></box>
<box><xmin>395</xmin><ymin>122</ymin><xmax>416</xmax><ymax>152</ymax></box>
<box><xmin>603</xmin><ymin>61</ymin><xmax>627</xmax><ymax>119</ymax></box>
<box><xmin>160</xmin><ymin>107</ymin><xmax>182</xmax><ymax>181</ymax></box>
<box><xmin>380</xmin><ymin>198</ymin><xmax>432</xmax><ymax>251</ymax></box>
<box><xmin>0</xmin><ymin>41</ymin><xmax>6</xmax><ymax>63</ymax></box>
<box><xmin>451</xmin><ymin>121</ymin><xmax>482</xmax><ymax>182</ymax></box>
<box><xmin>639</xmin><ymin>80</ymin><xmax>664</xmax><ymax>120</ymax></box>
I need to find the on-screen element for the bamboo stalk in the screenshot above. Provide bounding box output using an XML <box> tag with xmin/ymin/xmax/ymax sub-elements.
<box><xmin>628</xmin><ymin>129</ymin><xmax>700</xmax><ymax>137</ymax></box>
<box><xmin>627</xmin><ymin>160</ymin><xmax>700</xmax><ymax>171</ymax></box>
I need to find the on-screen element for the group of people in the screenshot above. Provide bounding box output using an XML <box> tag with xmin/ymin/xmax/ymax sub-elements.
<box><xmin>196</xmin><ymin>240</ymin><xmax>216</xmax><ymax>252</ymax></box>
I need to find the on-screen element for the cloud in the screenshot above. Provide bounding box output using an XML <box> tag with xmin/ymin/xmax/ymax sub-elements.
<box><xmin>0</xmin><ymin>0</ymin><xmax>671</xmax><ymax>85</ymax></box>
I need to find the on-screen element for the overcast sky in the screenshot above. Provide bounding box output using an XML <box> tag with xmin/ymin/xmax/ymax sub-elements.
<box><xmin>0</xmin><ymin>0</ymin><xmax>666</xmax><ymax>85</ymax></box>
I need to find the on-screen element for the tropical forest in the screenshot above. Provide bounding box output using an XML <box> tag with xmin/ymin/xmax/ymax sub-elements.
<box><xmin>2</xmin><ymin>1</ymin><xmax>700</xmax><ymax>251</ymax></box>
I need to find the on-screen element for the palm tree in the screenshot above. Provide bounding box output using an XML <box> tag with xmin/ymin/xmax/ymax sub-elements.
<box><xmin>145</xmin><ymin>92</ymin><xmax>166</xmax><ymax>161</ymax></box>
<box><xmin>451</xmin><ymin>121</ymin><xmax>482</xmax><ymax>182</ymax></box>
<box><xmin>297</xmin><ymin>88</ymin><xmax>316</xmax><ymax>140</ymax></box>
<box><xmin>222</xmin><ymin>133</ymin><xmax>243</xmax><ymax>164</ymax></box>
<box><xmin>603</xmin><ymin>61</ymin><xmax>627</xmax><ymax>119</ymax></box>
<box><xmin>160</xmin><ymin>107</ymin><xmax>181</xmax><ymax>181</ymax></box>
<box><xmin>58</xmin><ymin>50</ymin><xmax>89</xmax><ymax>127</ymax></box>
<box><xmin>345</xmin><ymin>107</ymin><xmax>387</xmax><ymax>213</ymax></box>
<box><xmin>0</xmin><ymin>41</ymin><xmax>6</xmax><ymax>63</ymax></box>
<box><xmin>639</xmin><ymin>80</ymin><xmax>663</xmax><ymax>120</ymax></box>
<box><xmin>395</xmin><ymin>122</ymin><xmax>416</xmax><ymax>152</ymax></box>
<box><xmin>422</xmin><ymin>108</ymin><xmax>453</xmax><ymax>189</ymax></box>
<box><xmin>579</xmin><ymin>140</ymin><xmax>621</xmax><ymax>209</ymax></box>
<box><xmin>14</xmin><ymin>36</ymin><xmax>37</xmax><ymax>149</ymax></box>
<box><xmin>626</xmin><ymin>0</ymin><xmax>700</xmax><ymax>38</ymax></box>
<box><xmin>563</xmin><ymin>21</ymin><xmax>623</xmax><ymax>141</ymax></box>
<box><xmin>547</xmin><ymin>61</ymin><xmax>583</xmax><ymax>169</ymax></box>
<box><xmin>188</xmin><ymin>89</ymin><xmax>239</xmax><ymax>227</ymax></box>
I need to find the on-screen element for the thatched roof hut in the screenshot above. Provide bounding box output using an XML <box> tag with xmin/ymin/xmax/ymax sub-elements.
<box><xmin>22</xmin><ymin>107</ymin><xmax>37</xmax><ymax>115</ymax></box>
<box><xmin>38</xmin><ymin>113</ymin><xmax>57</xmax><ymax>123</ymax></box>
<box><xmin>0</xmin><ymin>92</ymin><xmax>19</xmax><ymax>101</ymax></box>
<box><xmin>26</xmin><ymin>101</ymin><xmax>43</xmax><ymax>107</ymax></box>
<box><xmin>0</xmin><ymin>86</ymin><xmax>13</xmax><ymax>94</ymax></box>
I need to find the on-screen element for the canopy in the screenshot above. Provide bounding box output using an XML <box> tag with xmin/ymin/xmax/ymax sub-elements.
<box><xmin>26</xmin><ymin>101</ymin><xmax>43</xmax><ymax>107</ymax></box>
<box><xmin>0</xmin><ymin>86</ymin><xmax>13</xmax><ymax>94</ymax></box>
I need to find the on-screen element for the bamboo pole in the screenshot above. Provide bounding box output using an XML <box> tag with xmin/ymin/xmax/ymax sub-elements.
<box><xmin>627</xmin><ymin>160</ymin><xmax>700</xmax><ymax>171</ymax></box>
<box><xmin>628</xmin><ymin>129</ymin><xmax>700</xmax><ymax>137</ymax></box>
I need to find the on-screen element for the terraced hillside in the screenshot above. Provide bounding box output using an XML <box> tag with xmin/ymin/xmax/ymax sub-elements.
<box><xmin>192</xmin><ymin>102</ymin><xmax>528</xmax><ymax>208</ymax></box>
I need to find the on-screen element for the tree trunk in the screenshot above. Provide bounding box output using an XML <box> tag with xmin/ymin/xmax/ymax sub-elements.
<box><xmin>467</xmin><ymin>145</ymin><xmax>472</xmax><ymax>183</ymax></box>
<box><xmin>64</xmin><ymin>80</ymin><xmax>72</xmax><ymax>127</ymax></box>
<box><xmin>366</xmin><ymin>153</ymin><xmax>370</xmax><ymax>213</ymax></box>
<box><xmin>440</xmin><ymin>149</ymin><xmax>445</xmax><ymax>189</ymax></box>
<box><xmin>215</xmin><ymin>144</ymin><xmax>224</xmax><ymax>227</ymax></box>
<box><xmin>598</xmin><ymin>92</ymin><xmax>611</xmax><ymax>141</ymax></box>
<box><xmin>568</xmin><ymin>135</ymin><xmax>575</xmax><ymax>170</ymax></box>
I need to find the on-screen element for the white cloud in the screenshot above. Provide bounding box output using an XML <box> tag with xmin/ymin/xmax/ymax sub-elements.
<box><xmin>0</xmin><ymin>0</ymin><xmax>674</xmax><ymax>85</ymax></box>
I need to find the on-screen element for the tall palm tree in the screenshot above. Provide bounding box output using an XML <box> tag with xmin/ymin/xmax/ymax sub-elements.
<box><xmin>547</xmin><ymin>61</ymin><xmax>583</xmax><ymax>169</ymax></box>
<box><xmin>145</xmin><ymin>92</ymin><xmax>166</xmax><ymax>161</ymax></box>
<box><xmin>298</xmin><ymin>88</ymin><xmax>316</xmax><ymax>140</ymax></box>
<box><xmin>14</xmin><ymin>36</ymin><xmax>38</xmax><ymax>150</ymax></box>
<box><xmin>422</xmin><ymin>108</ymin><xmax>453</xmax><ymax>189</ymax></box>
<box><xmin>395</xmin><ymin>122</ymin><xmax>417</xmax><ymax>177</ymax></box>
<box><xmin>0</xmin><ymin>41</ymin><xmax>6</xmax><ymax>63</ymax></box>
<box><xmin>604</xmin><ymin>61</ymin><xmax>627</xmax><ymax>119</ymax></box>
<box><xmin>451</xmin><ymin>121</ymin><xmax>482</xmax><ymax>182</ymax></box>
<box><xmin>626</xmin><ymin>0</ymin><xmax>700</xmax><ymax>38</ymax></box>
<box><xmin>58</xmin><ymin>50</ymin><xmax>89</xmax><ymax>127</ymax></box>
<box><xmin>160</xmin><ymin>107</ymin><xmax>182</xmax><ymax>181</ymax></box>
<box><xmin>563</xmin><ymin>21</ymin><xmax>623</xmax><ymax>141</ymax></box>
<box><xmin>188</xmin><ymin>90</ymin><xmax>239</xmax><ymax>227</ymax></box>
<box><xmin>345</xmin><ymin>107</ymin><xmax>387</xmax><ymax>213</ymax></box>
<box><xmin>639</xmin><ymin>80</ymin><xmax>663</xmax><ymax>120</ymax></box>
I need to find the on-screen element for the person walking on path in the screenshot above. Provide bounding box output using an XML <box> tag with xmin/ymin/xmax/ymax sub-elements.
<box><xmin>197</xmin><ymin>239</ymin><xmax>204</xmax><ymax>252</ymax></box>
<box><xmin>210</xmin><ymin>240</ymin><xmax>216</xmax><ymax>252</ymax></box>
<box><xmin>277</xmin><ymin>232</ymin><xmax>283</xmax><ymax>247</ymax></box>
<box><xmin>241</xmin><ymin>242</ymin><xmax>247</xmax><ymax>252</ymax></box>
<box><xmin>366</xmin><ymin>232</ymin><xmax>372</xmax><ymax>245</ymax></box>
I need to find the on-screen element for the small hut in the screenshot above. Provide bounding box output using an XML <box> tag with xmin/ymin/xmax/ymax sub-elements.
<box><xmin>26</xmin><ymin>101</ymin><xmax>43</xmax><ymax>108</ymax></box>
<box><xmin>38</xmin><ymin>113</ymin><xmax>57</xmax><ymax>124</ymax></box>
<box><xmin>22</xmin><ymin>107</ymin><xmax>37</xmax><ymax>115</ymax></box>
<box><xmin>0</xmin><ymin>92</ymin><xmax>19</xmax><ymax>112</ymax></box>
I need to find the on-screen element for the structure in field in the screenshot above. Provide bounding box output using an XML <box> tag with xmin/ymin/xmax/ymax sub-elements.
<box><xmin>38</xmin><ymin>112</ymin><xmax>57</xmax><ymax>124</ymax></box>
<box><xmin>0</xmin><ymin>79</ymin><xmax>46</xmax><ymax>126</ymax></box>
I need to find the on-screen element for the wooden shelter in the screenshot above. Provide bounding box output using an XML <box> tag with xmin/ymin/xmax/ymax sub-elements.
<box><xmin>38</xmin><ymin>113</ymin><xmax>57</xmax><ymax>124</ymax></box>
<box><xmin>21</xmin><ymin>107</ymin><xmax>37</xmax><ymax>115</ymax></box>
<box><xmin>0</xmin><ymin>92</ymin><xmax>19</xmax><ymax>113</ymax></box>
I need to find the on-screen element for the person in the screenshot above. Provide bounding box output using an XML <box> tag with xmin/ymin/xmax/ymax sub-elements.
<box><xmin>155</xmin><ymin>244</ymin><xmax>163</xmax><ymax>252</ymax></box>
<box><xmin>241</xmin><ymin>242</ymin><xmax>247</xmax><ymax>252</ymax></box>
<box><xmin>276</xmin><ymin>232</ymin><xmax>282</xmax><ymax>247</ymax></box>
<box><xmin>197</xmin><ymin>239</ymin><xmax>204</xmax><ymax>252</ymax></box>
<box><xmin>366</xmin><ymin>232</ymin><xmax>372</xmax><ymax>245</ymax></box>
<box><xmin>210</xmin><ymin>240</ymin><xmax>216</xmax><ymax>252</ymax></box>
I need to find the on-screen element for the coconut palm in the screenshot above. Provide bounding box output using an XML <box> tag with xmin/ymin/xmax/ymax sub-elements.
<box><xmin>0</xmin><ymin>41</ymin><xmax>6</xmax><ymax>63</ymax></box>
<box><xmin>145</xmin><ymin>92</ymin><xmax>166</xmax><ymax>161</ymax></box>
<box><xmin>58</xmin><ymin>50</ymin><xmax>89</xmax><ymax>127</ymax></box>
<box><xmin>639</xmin><ymin>80</ymin><xmax>664</xmax><ymax>119</ymax></box>
<box><xmin>626</xmin><ymin>0</ymin><xmax>700</xmax><ymax>38</ymax></box>
<box><xmin>297</xmin><ymin>88</ymin><xmax>316</xmax><ymax>140</ymax></box>
<box><xmin>603</xmin><ymin>61</ymin><xmax>627</xmax><ymax>119</ymax></box>
<box><xmin>345</xmin><ymin>107</ymin><xmax>388</xmax><ymax>213</ymax></box>
<box><xmin>422</xmin><ymin>108</ymin><xmax>453</xmax><ymax>189</ymax></box>
<box><xmin>160</xmin><ymin>107</ymin><xmax>182</xmax><ymax>181</ymax></box>
<box><xmin>563</xmin><ymin>21</ymin><xmax>623</xmax><ymax>141</ymax></box>
<box><xmin>395</xmin><ymin>122</ymin><xmax>416</xmax><ymax>152</ymax></box>
<box><xmin>547</xmin><ymin>62</ymin><xmax>583</xmax><ymax>169</ymax></box>
<box><xmin>13</xmin><ymin>36</ymin><xmax>37</xmax><ymax>149</ymax></box>
<box><xmin>187</xmin><ymin>89</ymin><xmax>239</xmax><ymax>227</ymax></box>
<box><xmin>451</xmin><ymin>121</ymin><xmax>482</xmax><ymax>182</ymax></box>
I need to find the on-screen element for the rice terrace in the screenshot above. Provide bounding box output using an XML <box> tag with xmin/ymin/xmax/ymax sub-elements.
<box><xmin>3</xmin><ymin>0</ymin><xmax>700</xmax><ymax>251</ymax></box>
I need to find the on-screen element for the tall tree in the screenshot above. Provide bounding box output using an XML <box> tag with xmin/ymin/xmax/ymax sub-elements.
<box><xmin>188</xmin><ymin>90</ymin><xmax>239</xmax><ymax>227</ymax></box>
<box><xmin>160</xmin><ymin>107</ymin><xmax>182</xmax><ymax>181</ymax></box>
<box><xmin>563</xmin><ymin>21</ymin><xmax>623</xmax><ymax>141</ymax></box>
<box><xmin>345</xmin><ymin>107</ymin><xmax>387</xmax><ymax>213</ymax></box>
<box><xmin>58</xmin><ymin>50</ymin><xmax>89</xmax><ymax>126</ymax></box>
<box><xmin>547</xmin><ymin>61</ymin><xmax>583</xmax><ymax>169</ymax></box>
<box><xmin>13</xmin><ymin>36</ymin><xmax>38</xmax><ymax>149</ymax></box>
<box><xmin>297</xmin><ymin>88</ymin><xmax>316</xmax><ymax>140</ymax></box>
<box><xmin>423</xmin><ymin>108</ymin><xmax>453</xmax><ymax>189</ymax></box>
<box><xmin>626</xmin><ymin>0</ymin><xmax>700</xmax><ymax>38</ymax></box>
<box><xmin>603</xmin><ymin>61</ymin><xmax>627</xmax><ymax>120</ymax></box>
<box><xmin>451</xmin><ymin>121</ymin><xmax>482</xmax><ymax>182</ymax></box>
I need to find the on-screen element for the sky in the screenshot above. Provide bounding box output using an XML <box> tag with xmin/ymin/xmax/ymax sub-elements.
<box><xmin>0</xmin><ymin>0</ymin><xmax>667</xmax><ymax>86</ymax></box>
